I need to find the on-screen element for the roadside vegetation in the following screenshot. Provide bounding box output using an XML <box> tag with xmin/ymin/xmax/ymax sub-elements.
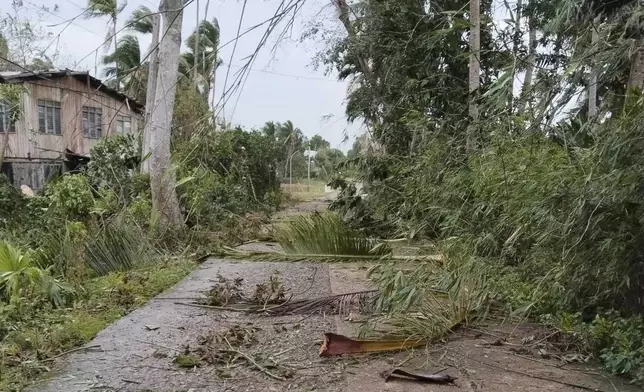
<box><xmin>307</xmin><ymin>0</ymin><xmax>644</xmax><ymax>386</ymax></box>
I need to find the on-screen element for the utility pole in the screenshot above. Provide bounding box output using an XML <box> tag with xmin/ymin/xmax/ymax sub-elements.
<box><xmin>194</xmin><ymin>0</ymin><xmax>200</xmax><ymax>87</ymax></box>
<box><xmin>307</xmin><ymin>143</ymin><xmax>311</xmax><ymax>192</ymax></box>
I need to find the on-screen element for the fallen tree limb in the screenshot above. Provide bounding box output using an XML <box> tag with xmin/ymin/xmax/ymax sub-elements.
<box><xmin>210</xmin><ymin>247</ymin><xmax>444</xmax><ymax>264</ymax></box>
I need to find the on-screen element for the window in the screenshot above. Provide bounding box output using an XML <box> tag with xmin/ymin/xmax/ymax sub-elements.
<box><xmin>37</xmin><ymin>100</ymin><xmax>61</xmax><ymax>135</ymax></box>
<box><xmin>116</xmin><ymin>115</ymin><xmax>132</xmax><ymax>134</ymax></box>
<box><xmin>82</xmin><ymin>106</ymin><xmax>103</xmax><ymax>138</ymax></box>
<box><xmin>0</xmin><ymin>100</ymin><xmax>16</xmax><ymax>133</ymax></box>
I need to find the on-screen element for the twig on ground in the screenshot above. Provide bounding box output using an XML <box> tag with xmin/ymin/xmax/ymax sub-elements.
<box><xmin>464</xmin><ymin>355</ymin><xmax>611</xmax><ymax>392</ymax></box>
<box><xmin>512</xmin><ymin>353</ymin><xmax>601</xmax><ymax>376</ymax></box>
<box><xmin>222</xmin><ymin>337</ymin><xmax>287</xmax><ymax>381</ymax></box>
<box><xmin>41</xmin><ymin>344</ymin><xmax>102</xmax><ymax>362</ymax></box>
<box><xmin>133</xmin><ymin>339</ymin><xmax>180</xmax><ymax>352</ymax></box>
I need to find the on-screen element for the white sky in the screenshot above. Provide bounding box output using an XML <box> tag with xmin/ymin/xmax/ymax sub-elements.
<box><xmin>13</xmin><ymin>0</ymin><xmax>362</xmax><ymax>152</ymax></box>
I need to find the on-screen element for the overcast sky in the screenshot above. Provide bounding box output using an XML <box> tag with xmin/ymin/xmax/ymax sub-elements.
<box><xmin>7</xmin><ymin>0</ymin><xmax>580</xmax><ymax>151</ymax></box>
<box><xmin>15</xmin><ymin>0</ymin><xmax>362</xmax><ymax>152</ymax></box>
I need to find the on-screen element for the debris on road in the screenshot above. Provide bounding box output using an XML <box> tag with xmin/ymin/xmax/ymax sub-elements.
<box><xmin>380</xmin><ymin>368</ymin><xmax>457</xmax><ymax>385</ymax></box>
<box><xmin>319</xmin><ymin>332</ymin><xmax>426</xmax><ymax>357</ymax></box>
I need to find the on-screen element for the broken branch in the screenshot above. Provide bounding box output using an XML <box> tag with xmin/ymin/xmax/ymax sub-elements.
<box><xmin>222</xmin><ymin>338</ymin><xmax>287</xmax><ymax>381</ymax></box>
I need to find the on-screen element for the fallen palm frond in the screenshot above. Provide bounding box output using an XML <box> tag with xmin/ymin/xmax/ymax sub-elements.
<box><xmin>319</xmin><ymin>332</ymin><xmax>426</xmax><ymax>356</ymax></box>
<box><xmin>364</xmin><ymin>256</ymin><xmax>491</xmax><ymax>342</ymax></box>
<box><xmin>176</xmin><ymin>289</ymin><xmax>376</xmax><ymax>316</ymax></box>
<box><xmin>274</xmin><ymin>211</ymin><xmax>391</xmax><ymax>256</ymax></box>
<box><xmin>266</xmin><ymin>290</ymin><xmax>378</xmax><ymax>316</ymax></box>
<box><xmin>211</xmin><ymin>246</ymin><xmax>444</xmax><ymax>264</ymax></box>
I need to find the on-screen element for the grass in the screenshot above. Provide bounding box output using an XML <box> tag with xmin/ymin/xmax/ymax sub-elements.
<box><xmin>0</xmin><ymin>257</ymin><xmax>196</xmax><ymax>392</ymax></box>
<box><xmin>280</xmin><ymin>179</ymin><xmax>327</xmax><ymax>201</ymax></box>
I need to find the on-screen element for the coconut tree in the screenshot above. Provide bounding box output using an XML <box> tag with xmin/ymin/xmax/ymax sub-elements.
<box><xmin>179</xmin><ymin>19</ymin><xmax>222</xmax><ymax>104</ymax></box>
<box><xmin>102</xmin><ymin>35</ymin><xmax>147</xmax><ymax>101</ymax></box>
<box><xmin>125</xmin><ymin>5</ymin><xmax>154</xmax><ymax>34</ymax></box>
<box><xmin>85</xmin><ymin>0</ymin><xmax>128</xmax><ymax>54</ymax></box>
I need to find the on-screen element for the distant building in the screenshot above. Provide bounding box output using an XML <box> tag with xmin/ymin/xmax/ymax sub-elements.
<box><xmin>0</xmin><ymin>69</ymin><xmax>144</xmax><ymax>190</ymax></box>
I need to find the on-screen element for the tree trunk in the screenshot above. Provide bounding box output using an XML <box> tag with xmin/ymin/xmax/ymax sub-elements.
<box><xmin>467</xmin><ymin>0</ymin><xmax>480</xmax><ymax>153</ymax></box>
<box><xmin>142</xmin><ymin>7</ymin><xmax>161</xmax><ymax>173</ymax></box>
<box><xmin>147</xmin><ymin>0</ymin><xmax>184</xmax><ymax>228</ymax></box>
<box><xmin>194</xmin><ymin>0</ymin><xmax>200</xmax><ymax>86</ymax></box>
<box><xmin>628</xmin><ymin>37</ymin><xmax>644</xmax><ymax>92</ymax></box>
<box><xmin>211</xmin><ymin>66</ymin><xmax>217</xmax><ymax>126</ymax></box>
<box><xmin>334</xmin><ymin>0</ymin><xmax>372</xmax><ymax>79</ymax></box>
<box><xmin>509</xmin><ymin>0</ymin><xmax>522</xmax><ymax>110</ymax></box>
<box><xmin>588</xmin><ymin>16</ymin><xmax>600</xmax><ymax>118</ymax></box>
<box><xmin>333</xmin><ymin>0</ymin><xmax>382</xmax><ymax>133</ymax></box>
<box><xmin>519</xmin><ymin>18</ymin><xmax>536</xmax><ymax>114</ymax></box>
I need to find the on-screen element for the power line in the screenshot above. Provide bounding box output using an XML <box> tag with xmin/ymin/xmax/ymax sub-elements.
<box><xmin>23</xmin><ymin>0</ymin><xmax>105</xmax><ymax>39</ymax></box>
<box><xmin>214</xmin><ymin>0</ymin><xmax>306</xmax><ymax>121</ymax></box>
<box><xmin>221</xmin><ymin>0</ymin><xmax>248</xmax><ymax>123</ymax></box>
<box><xmin>220</xmin><ymin>61</ymin><xmax>342</xmax><ymax>82</ymax></box>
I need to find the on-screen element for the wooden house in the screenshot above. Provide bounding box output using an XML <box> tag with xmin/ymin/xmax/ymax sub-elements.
<box><xmin>0</xmin><ymin>70</ymin><xmax>144</xmax><ymax>190</ymax></box>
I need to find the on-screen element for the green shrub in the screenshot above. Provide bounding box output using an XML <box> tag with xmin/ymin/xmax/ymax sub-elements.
<box><xmin>0</xmin><ymin>241</ymin><xmax>73</xmax><ymax>307</ymax></box>
<box><xmin>33</xmin><ymin>221</ymin><xmax>88</xmax><ymax>279</ymax></box>
<box><xmin>589</xmin><ymin>312</ymin><xmax>644</xmax><ymax>382</ymax></box>
<box><xmin>45</xmin><ymin>174</ymin><xmax>94</xmax><ymax>219</ymax></box>
<box><xmin>174</xmin><ymin>126</ymin><xmax>281</xmax><ymax>228</ymax></box>
<box><xmin>0</xmin><ymin>174</ymin><xmax>26</xmax><ymax>228</ymax></box>
<box><xmin>87</xmin><ymin>134</ymin><xmax>139</xmax><ymax>204</ymax></box>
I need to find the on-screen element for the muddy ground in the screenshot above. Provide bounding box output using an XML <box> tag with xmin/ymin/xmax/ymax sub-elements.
<box><xmin>28</xmin><ymin>199</ymin><xmax>643</xmax><ymax>392</ymax></box>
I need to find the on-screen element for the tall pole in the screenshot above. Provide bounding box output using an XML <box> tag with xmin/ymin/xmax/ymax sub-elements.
<box><xmin>194</xmin><ymin>0</ymin><xmax>200</xmax><ymax>86</ymax></box>
<box><xmin>307</xmin><ymin>143</ymin><xmax>311</xmax><ymax>192</ymax></box>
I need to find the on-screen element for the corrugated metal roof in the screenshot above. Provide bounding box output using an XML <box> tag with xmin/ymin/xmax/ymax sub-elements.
<box><xmin>0</xmin><ymin>69</ymin><xmax>144</xmax><ymax>113</ymax></box>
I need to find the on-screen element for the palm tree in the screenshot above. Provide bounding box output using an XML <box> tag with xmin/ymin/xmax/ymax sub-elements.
<box><xmin>102</xmin><ymin>35</ymin><xmax>147</xmax><ymax>101</ymax></box>
<box><xmin>85</xmin><ymin>0</ymin><xmax>127</xmax><ymax>53</ymax></box>
<box><xmin>278</xmin><ymin>120</ymin><xmax>305</xmax><ymax>181</ymax></box>
<box><xmin>179</xmin><ymin>19</ymin><xmax>222</xmax><ymax>104</ymax></box>
<box><xmin>125</xmin><ymin>5</ymin><xmax>154</xmax><ymax>34</ymax></box>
